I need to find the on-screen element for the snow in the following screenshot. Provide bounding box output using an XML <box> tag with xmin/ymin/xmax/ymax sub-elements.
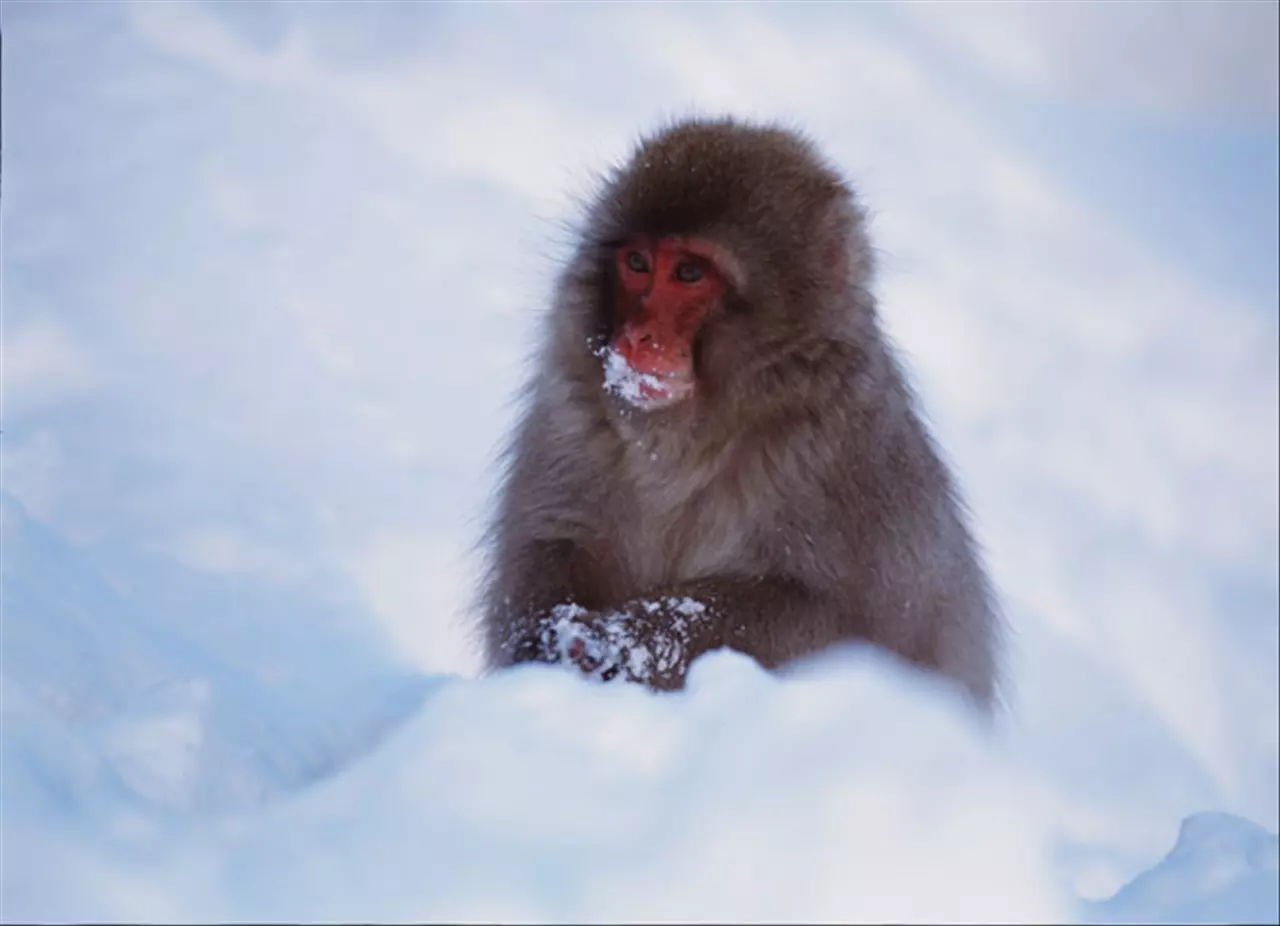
<box><xmin>3</xmin><ymin>490</ymin><xmax>1276</xmax><ymax>923</ymax></box>
<box><xmin>1</xmin><ymin>514</ymin><xmax>1060</xmax><ymax>922</ymax></box>
<box><xmin>1087</xmin><ymin>813</ymin><xmax>1279</xmax><ymax>925</ymax></box>
<box><xmin>599</xmin><ymin>345</ymin><xmax>691</xmax><ymax>411</ymax></box>
<box><xmin>600</xmin><ymin>345</ymin><xmax>663</xmax><ymax>407</ymax></box>
<box><xmin>538</xmin><ymin>597</ymin><xmax>710</xmax><ymax>683</ymax></box>
<box><xmin>671</xmin><ymin>597</ymin><xmax>708</xmax><ymax>617</ymax></box>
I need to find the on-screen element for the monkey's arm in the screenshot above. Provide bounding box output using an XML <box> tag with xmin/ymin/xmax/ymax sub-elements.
<box><xmin>524</xmin><ymin>574</ymin><xmax>834</xmax><ymax>691</ymax></box>
<box><xmin>485</xmin><ymin>537</ymin><xmax>610</xmax><ymax>668</ymax></box>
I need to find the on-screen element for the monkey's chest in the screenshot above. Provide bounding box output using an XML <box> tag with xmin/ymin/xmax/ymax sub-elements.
<box><xmin>612</xmin><ymin>460</ymin><xmax>754</xmax><ymax>590</ymax></box>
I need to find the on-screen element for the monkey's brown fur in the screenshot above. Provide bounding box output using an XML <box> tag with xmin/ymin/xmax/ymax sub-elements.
<box><xmin>479</xmin><ymin>117</ymin><xmax>1000</xmax><ymax>708</ymax></box>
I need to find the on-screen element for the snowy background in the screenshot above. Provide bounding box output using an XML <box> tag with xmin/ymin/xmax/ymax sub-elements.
<box><xmin>2</xmin><ymin>1</ymin><xmax>1277</xmax><ymax>922</ymax></box>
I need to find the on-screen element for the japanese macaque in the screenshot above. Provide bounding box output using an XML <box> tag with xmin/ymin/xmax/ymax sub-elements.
<box><xmin>478</xmin><ymin>117</ymin><xmax>1000</xmax><ymax>708</ymax></box>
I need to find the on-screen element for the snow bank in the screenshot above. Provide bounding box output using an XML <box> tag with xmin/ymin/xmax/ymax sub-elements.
<box><xmin>4</xmin><ymin>490</ymin><xmax>1277</xmax><ymax>924</ymax></box>
<box><xmin>4</xmin><ymin>647</ymin><xmax>1071</xmax><ymax>923</ymax></box>
<box><xmin>1</xmin><ymin>486</ymin><xmax>1069</xmax><ymax>922</ymax></box>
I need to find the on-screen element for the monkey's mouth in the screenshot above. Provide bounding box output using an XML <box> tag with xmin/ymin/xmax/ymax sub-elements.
<box><xmin>600</xmin><ymin>347</ymin><xmax>694</xmax><ymax>410</ymax></box>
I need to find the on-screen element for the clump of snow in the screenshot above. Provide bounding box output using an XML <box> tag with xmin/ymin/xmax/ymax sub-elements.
<box><xmin>627</xmin><ymin>597</ymin><xmax>706</xmax><ymax>616</ymax></box>
<box><xmin>541</xmin><ymin>601</ymin><xmax>616</xmax><ymax>675</ymax></box>
<box><xmin>598</xmin><ymin>345</ymin><xmax>674</xmax><ymax>409</ymax></box>
<box><xmin>547</xmin><ymin>601</ymin><xmax>591</xmax><ymax>626</ymax></box>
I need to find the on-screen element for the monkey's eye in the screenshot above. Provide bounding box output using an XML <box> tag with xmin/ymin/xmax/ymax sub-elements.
<box><xmin>674</xmin><ymin>261</ymin><xmax>704</xmax><ymax>283</ymax></box>
<box><xmin>625</xmin><ymin>251</ymin><xmax>649</xmax><ymax>273</ymax></box>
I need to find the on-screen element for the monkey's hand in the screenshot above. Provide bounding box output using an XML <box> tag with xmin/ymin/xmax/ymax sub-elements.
<box><xmin>514</xmin><ymin>598</ymin><xmax>711</xmax><ymax>689</ymax></box>
<box><xmin>508</xmin><ymin>603</ymin><xmax>614</xmax><ymax>676</ymax></box>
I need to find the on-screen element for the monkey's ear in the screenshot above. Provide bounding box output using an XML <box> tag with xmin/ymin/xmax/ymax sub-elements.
<box><xmin>696</xmin><ymin>238</ymin><xmax>748</xmax><ymax>295</ymax></box>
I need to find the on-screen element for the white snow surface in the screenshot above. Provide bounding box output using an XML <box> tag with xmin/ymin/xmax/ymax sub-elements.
<box><xmin>1087</xmin><ymin>812</ymin><xmax>1279</xmax><ymax>925</ymax></box>
<box><xmin>3</xmin><ymin>494</ymin><xmax>1277</xmax><ymax>924</ymax></box>
<box><xmin>2</xmin><ymin>494</ymin><xmax>1060</xmax><ymax>922</ymax></box>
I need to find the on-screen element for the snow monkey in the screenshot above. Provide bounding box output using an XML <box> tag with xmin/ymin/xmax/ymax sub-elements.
<box><xmin>479</xmin><ymin>117</ymin><xmax>1000</xmax><ymax>708</ymax></box>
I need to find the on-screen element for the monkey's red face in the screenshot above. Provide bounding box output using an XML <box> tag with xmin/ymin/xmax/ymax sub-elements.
<box><xmin>606</xmin><ymin>235</ymin><xmax>728</xmax><ymax>410</ymax></box>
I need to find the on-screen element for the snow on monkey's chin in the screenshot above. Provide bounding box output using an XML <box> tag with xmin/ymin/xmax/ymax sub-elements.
<box><xmin>601</xmin><ymin>347</ymin><xmax>694</xmax><ymax>411</ymax></box>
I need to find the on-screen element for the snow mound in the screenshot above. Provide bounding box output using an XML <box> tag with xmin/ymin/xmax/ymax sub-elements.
<box><xmin>3</xmin><ymin>494</ymin><xmax>1274</xmax><ymax>924</ymax></box>
<box><xmin>3</xmin><ymin>647</ymin><xmax>1071</xmax><ymax>923</ymax></box>
<box><xmin>1089</xmin><ymin>811</ymin><xmax>1280</xmax><ymax>925</ymax></box>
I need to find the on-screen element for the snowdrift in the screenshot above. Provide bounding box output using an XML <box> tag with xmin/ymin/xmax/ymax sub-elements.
<box><xmin>6</xmin><ymin>650</ymin><xmax>1068</xmax><ymax>923</ymax></box>
<box><xmin>2</xmin><ymin>494</ymin><xmax>1276</xmax><ymax>924</ymax></box>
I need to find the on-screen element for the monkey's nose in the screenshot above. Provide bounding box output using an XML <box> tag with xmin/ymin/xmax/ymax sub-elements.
<box><xmin>616</xmin><ymin>326</ymin><xmax>683</xmax><ymax>376</ymax></box>
<box><xmin>616</xmin><ymin>327</ymin><xmax>653</xmax><ymax>362</ymax></box>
